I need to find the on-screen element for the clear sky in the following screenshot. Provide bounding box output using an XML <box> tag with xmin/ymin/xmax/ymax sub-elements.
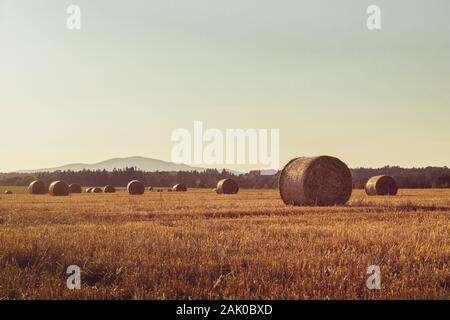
<box><xmin>0</xmin><ymin>0</ymin><xmax>449</xmax><ymax>172</ymax></box>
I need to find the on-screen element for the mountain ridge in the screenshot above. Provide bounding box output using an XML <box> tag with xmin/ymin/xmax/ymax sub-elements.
<box><xmin>14</xmin><ymin>156</ymin><xmax>215</xmax><ymax>173</ymax></box>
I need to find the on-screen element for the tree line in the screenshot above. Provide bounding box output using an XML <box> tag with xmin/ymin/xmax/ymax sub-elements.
<box><xmin>0</xmin><ymin>166</ymin><xmax>449</xmax><ymax>189</ymax></box>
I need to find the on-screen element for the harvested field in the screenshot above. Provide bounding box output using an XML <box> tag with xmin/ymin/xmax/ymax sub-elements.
<box><xmin>0</xmin><ymin>188</ymin><xmax>448</xmax><ymax>300</ymax></box>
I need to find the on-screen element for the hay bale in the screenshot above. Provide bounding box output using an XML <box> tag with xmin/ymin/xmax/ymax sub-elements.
<box><xmin>365</xmin><ymin>175</ymin><xmax>398</xmax><ymax>196</ymax></box>
<box><xmin>103</xmin><ymin>185</ymin><xmax>116</xmax><ymax>193</ymax></box>
<box><xmin>216</xmin><ymin>179</ymin><xmax>239</xmax><ymax>194</ymax></box>
<box><xmin>4</xmin><ymin>190</ymin><xmax>12</xmax><ymax>195</ymax></box>
<box><xmin>49</xmin><ymin>181</ymin><xmax>69</xmax><ymax>196</ymax></box>
<box><xmin>167</xmin><ymin>189</ymin><xmax>173</xmax><ymax>192</ymax></box>
<box><xmin>85</xmin><ymin>187</ymin><xmax>93</xmax><ymax>193</ymax></box>
<box><xmin>91</xmin><ymin>187</ymin><xmax>102</xmax><ymax>193</ymax></box>
<box><xmin>148</xmin><ymin>186</ymin><xmax>153</xmax><ymax>191</ymax></box>
<box><xmin>127</xmin><ymin>180</ymin><xmax>145</xmax><ymax>195</ymax></box>
<box><xmin>28</xmin><ymin>180</ymin><xmax>46</xmax><ymax>195</ymax></box>
<box><xmin>156</xmin><ymin>189</ymin><xmax>163</xmax><ymax>192</ymax></box>
<box><xmin>172</xmin><ymin>183</ymin><xmax>187</xmax><ymax>192</ymax></box>
<box><xmin>278</xmin><ymin>156</ymin><xmax>353</xmax><ymax>206</ymax></box>
<box><xmin>69</xmin><ymin>183</ymin><xmax>82</xmax><ymax>194</ymax></box>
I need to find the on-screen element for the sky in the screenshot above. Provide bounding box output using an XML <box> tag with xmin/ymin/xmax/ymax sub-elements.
<box><xmin>0</xmin><ymin>0</ymin><xmax>449</xmax><ymax>172</ymax></box>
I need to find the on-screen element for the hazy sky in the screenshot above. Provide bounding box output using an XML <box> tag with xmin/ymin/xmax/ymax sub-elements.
<box><xmin>0</xmin><ymin>0</ymin><xmax>449</xmax><ymax>172</ymax></box>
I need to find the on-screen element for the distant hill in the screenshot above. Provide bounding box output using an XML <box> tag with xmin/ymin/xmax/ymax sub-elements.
<box><xmin>15</xmin><ymin>156</ymin><xmax>207</xmax><ymax>173</ymax></box>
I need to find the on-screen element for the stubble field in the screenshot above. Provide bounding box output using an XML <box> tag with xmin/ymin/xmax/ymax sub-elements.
<box><xmin>0</xmin><ymin>187</ymin><xmax>449</xmax><ymax>300</ymax></box>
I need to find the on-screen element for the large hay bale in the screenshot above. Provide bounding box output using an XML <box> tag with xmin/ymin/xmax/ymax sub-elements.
<box><xmin>103</xmin><ymin>185</ymin><xmax>116</xmax><ymax>193</ymax></box>
<box><xmin>216</xmin><ymin>179</ymin><xmax>239</xmax><ymax>194</ymax></box>
<box><xmin>278</xmin><ymin>156</ymin><xmax>353</xmax><ymax>206</ymax></box>
<box><xmin>49</xmin><ymin>181</ymin><xmax>69</xmax><ymax>196</ymax></box>
<box><xmin>28</xmin><ymin>180</ymin><xmax>46</xmax><ymax>195</ymax></box>
<box><xmin>365</xmin><ymin>175</ymin><xmax>398</xmax><ymax>196</ymax></box>
<box><xmin>172</xmin><ymin>183</ymin><xmax>187</xmax><ymax>192</ymax></box>
<box><xmin>4</xmin><ymin>190</ymin><xmax>12</xmax><ymax>195</ymax></box>
<box><xmin>127</xmin><ymin>180</ymin><xmax>145</xmax><ymax>195</ymax></box>
<box><xmin>91</xmin><ymin>187</ymin><xmax>102</xmax><ymax>193</ymax></box>
<box><xmin>148</xmin><ymin>186</ymin><xmax>153</xmax><ymax>192</ymax></box>
<box><xmin>69</xmin><ymin>183</ymin><xmax>82</xmax><ymax>194</ymax></box>
<box><xmin>85</xmin><ymin>187</ymin><xmax>93</xmax><ymax>193</ymax></box>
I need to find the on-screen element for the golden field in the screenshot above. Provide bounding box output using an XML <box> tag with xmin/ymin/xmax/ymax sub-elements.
<box><xmin>0</xmin><ymin>187</ymin><xmax>449</xmax><ymax>300</ymax></box>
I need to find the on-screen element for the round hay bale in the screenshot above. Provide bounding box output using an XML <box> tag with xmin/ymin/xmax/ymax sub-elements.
<box><xmin>127</xmin><ymin>180</ymin><xmax>145</xmax><ymax>195</ymax></box>
<box><xmin>85</xmin><ymin>187</ymin><xmax>93</xmax><ymax>193</ymax></box>
<box><xmin>49</xmin><ymin>181</ymin><xmax>69</xmax><ymax>196</ymax></box>
<box><xmin>91</xmin><ymin>187</ymin><xmax>102</xmax><ymax>193</ymax></box>
<box><xmin>148</xmin><ymin>186</ymin><xmax>153</xmax><ymax>191</ymax></box>
<box><xmin>28</xmin><ymin>180</ymin><xmax>46</xmax><ymax>195</ymax></box>
<box><xmin>365</xmin><ymin>175</ymin><xmax>398</xmax><ymax>196</ymax></box>
<box><xmin>103</xmin><ymin>185</ymin><xmax>116</xmax><ymax>193</ymax></box>
<box><xmin>278</xmin><ymin>156</ymin><xmax>353</xmax><ymax>206</ymax></box>
<box><xmin>172</xmin><ymin>183</ymin><xmax>187</xmax><ymax>192</ymax></box>
<box><xmin>216</xmin><ymin>179</ymin><xmax>239</xmax><ymax>194</ymax></box>
<box><xmin>69</xmin><ymin>183</ymin><xmax>82</xmax><ymax>194</ymax></box>
<box><xmin>167</xmin><ymin>188</ymin><xmax>173</xmax><ymax>192</ymax></box>
<box><xmin>4</xmin><ymin>190</ymin><xmax>12</xmax><ymax>195</ymax></box>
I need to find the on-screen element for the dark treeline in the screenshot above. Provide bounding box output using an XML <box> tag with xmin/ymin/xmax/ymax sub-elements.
<box><xmin>352</xmin><ymin>166</ymin><xmax>450</xmax><ymax>189</ymax></box>
<box><xmin>0</xmin><ymin>166</ymin><xmax>449</xmax><ymax>189</ymax></box>
<box><xmin>0</xmin><ymin>167</ymin><xmax>278</xmax><ymax>189</ymax></box>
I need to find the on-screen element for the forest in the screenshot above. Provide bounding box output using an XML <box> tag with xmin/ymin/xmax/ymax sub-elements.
<box><xmin>0</xmin><ymin>166</ymin><xmax>449</xmax><ymax>189</ymax></box>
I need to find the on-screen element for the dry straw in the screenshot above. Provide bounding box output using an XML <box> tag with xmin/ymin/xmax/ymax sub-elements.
<box><xmin>49</xmin><ymin>181</ymin><xmax>69</xmax><ymax>196</ymax></box>
<box><xmin>28</xmin><ymin>180</ymin><xmax>46</xmax><ymax>195</ymax></box>
<box><xmin>365</xmin><ymin>175</ymin><xmax>398</xmax><ymax>196</ymax></box>
<box><xmin>278</xmin><ymin>156</ymin><xmax>353</xmax><ymax>206</ymax></box>
<box><xmin>69</xmin><ymin>183</ymin><xmax>82</xmax><ymax>194</ymax></box>
<box><xmin>127</xmin><ymin>180</ymin><xmax>145</xmax><ymax>195</ymax></box>
<box><xmin>216</xmin><ymin>179</ymin><xmax>239</xmax><ymax>194</ymax></box>
<box><xmin>103</xmin><ymin>185</ymin><xmax>116</xmax><ymax>193</ymax></box>
<box><xmin>172</xmin><ymin>184</ymin><xmax>187</xmax><ymax>192</ymax></box>
<box><xmin>91</xmin><ymin>187</ymin><xmax>102</xmax><ymax>193</ymax></box>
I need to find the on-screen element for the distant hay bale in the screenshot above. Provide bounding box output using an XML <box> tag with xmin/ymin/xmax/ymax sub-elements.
<box><xmin>365</xmin><ymin>175</ymin><xmax>398</xmax><ymax>196</ymax></box>
<box><xmin>28</xmin><ymin>180</ymin><xmax>46</xmax><ymax>195</ymax></box>
<box><xmin>103</xmin><ymin>185</ymin><xmax>116</xmax><ymax>193</ymax></box>
<box><xmin>156</xmin><ymin>189</ymin><xmax>163</xmax><ymax>192</ymax></box>
<box><xmin>278</xmin><ymin>156</ymin><xmax>353</xmax><ymax>206</ymax></box>
<box><xmin>4</xmin><ymin>190</ymin><xmax>12</xmax><ymax>195</ymax></box>
<box><xmin>69</xmin><ymin>183</ymin><xmax>82</xmax><ymax>194</ymax></box>
<box><xmin>216</xmin><ymin>179</ymin><xmax>239</xmax><ymax>194</ymax></box>
<box><xmin>91</xmin><ymin>187</ymin><xmax>102</xmax><ymax>193</ymax></box>
<box><xmin>49</xmin><ymin>181</ymin><xmax>69</xmax><ymax>196</ymax></box>
<box><xmin>167</xmin><ymin>189</ymin><xmax>173</xmax><ymax>192</ymax></box>
<box><xmin>85</xmin><ymin>187</ymin><xmax>93</xmax><ymax>193</ymax></box>
<box><xmin>172</xmin><ymin>183</ymin><xmax>187</xmax><ymax>192</ymax></box>
<box><xmin>148</xmin><ymin>186</ymin><xmax>153</xmax><ymax>191</ymax></box>
<box><xmin>127</xmin><ymin>180</ymin><xmax>145</xmax><ymax>195</ymax></box>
